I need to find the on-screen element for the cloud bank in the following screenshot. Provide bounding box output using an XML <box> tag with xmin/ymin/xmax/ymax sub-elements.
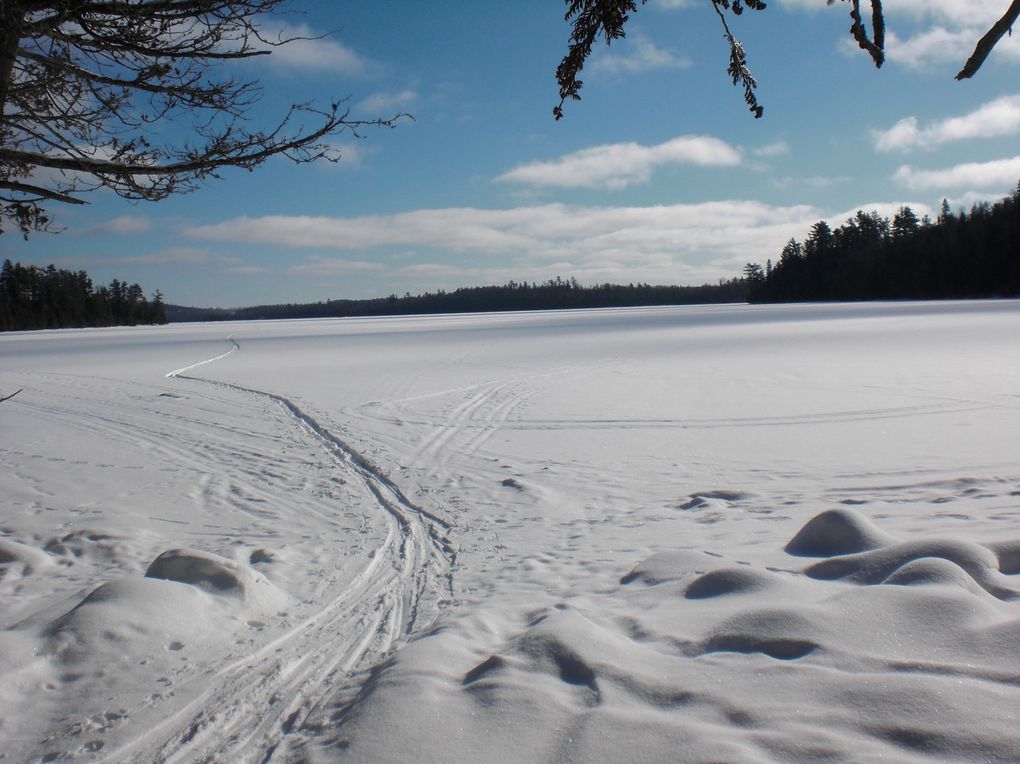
<box><xmin>186</xmin><ymin>200</ymin><xmax>844</xmax><ymax>290</ymax></box>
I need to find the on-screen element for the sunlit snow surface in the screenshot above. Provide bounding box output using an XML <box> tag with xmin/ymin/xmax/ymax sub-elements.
<box><xmin>1</xmin><ymin>301</ymin><xmax>1018</xmax><ymax>762</ymax></box>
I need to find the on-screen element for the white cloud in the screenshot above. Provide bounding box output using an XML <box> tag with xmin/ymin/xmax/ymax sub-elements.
<box><xmin>186</xmin><ymin>200</ymin><xmax>825</xmax><ymax>287</ymax></box>
<box><xmin>85</xmin><ymin>215</ymin><xmax>151</xmax><ymax>235</ymax></box>
<box><xmin>289</xmin><ymin>258</ymin><xmax>386</xmax><ymax>276</ymax></box>
<box><xmin>946</xmin><ymin>189</ymin><xmax>1016</xmax><ymax>210</ymax></box>
<box><xmin>876</xmin><ymin>0</ymin><xmax>1010</xmax><ymax>27</ymax></box>
<box><xmin>774</xmin><ymin>0</ymin><xmax>828</xmax><ymax>10</ymax></box>
<box><xmin>893</xmin><ymin>155</ymin><xmax>1020</xmax><ymax>190</ymax></box>
<box><xmin>873</xmin><ymin>116</ymin><xmax>923</xmax><ymax>153</ymax></box>
<box><xmin>780</xmin><ymin>0</ymin><xmax>1002</xmax><ymax>26</ymax></box>
<box><xmin>54</xmin><ymin>247</ymin><xmax>213</xmax><ymax>268</ymax></box>
<box><xmin>772</xmin><ymin>175</ymin><xmax>849</xmax><ymax>190</ymax></box>
<box><xmin>190</xmin><ymin>210</ymin><xmax>536</xmax><ymax>252</ymax></box>
<box><xmin>874</xmin><ymin>95</ymin><xmax>1020</xmax><ymax>151</ymax></box>
<box><xmin>496</xmin><ymin>135</ymin><xmax>741</xmax><ymax>190</ymax></box>
<box><xmin>259</xmin><ymin>24</ymin><xmax>370</xmax><ymax>74</ymax></box>
<box><xmin>829</xmin><ymin>200</ymin><xmax>936</xmax><ymax>226</ymax></box>
<box><xmin>122</xmin><ymin>247</ymin><xmax>212</xmax><ymax>265</ymax></box>
<box><xmin>884</xmin><ymin>27</ymin><xmax>975</xmax><ymax>69</ymax></box>
<box><xmin>395</xmin><ymin>263</ymin><xmax>477</xmax><ymax>281</ymax></box>
<box><xmin>213</xmin><ymin>256</ymin><xmax>266</xmax><ymax>274</ymax></box>
<box><xmin>590</xmin><ymin>33</ymin><xmax>691</xmax><ymax>74</ymax></box>
<box><xmin>187</xmin><ymin>202</ymin><xmax>818</xmax><ymax>257</ymax></box>
<box><xmin>753</xmin><ymin>141</ymin><xmax>790</xmax><ymax>158</ymax></box>
<box><xmin>358</xmin><ymin>89</ymin><xmax>419</xmax><ymax>114</ymax></box>
<box><xmin>890</xmin><ymin>9</ymin><xmax>1020</xmax><ymax>69</ymax></box>
<box><xmin>189</xmin><ymin>193</ymin><xmax>986</xmax><ymax>291</ymax></box>
<box><xmin>322</xmin><ymin>140</ymin><xmax>374</xmax><ymax>168</ymax></box>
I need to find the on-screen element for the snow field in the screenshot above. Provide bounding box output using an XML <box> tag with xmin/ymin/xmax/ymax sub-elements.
<box><xmin>1</xmin><ymin>301</ymin><xmax>1018</xmax><ymax>761</ymax></box>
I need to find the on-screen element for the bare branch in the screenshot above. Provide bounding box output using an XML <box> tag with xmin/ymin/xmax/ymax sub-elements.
<box><xmin>957</xmin><ymin>0</ymin><xmax>1020</xmax><ymax>79</ymax></box>
<box><xmin>17</xmin><ymin>48</ymin><xmax>217</xmax><ymax>101</ymax></box>
<box><xmin>1</xmin><ymin>110</ymin><xmax>401</xmax><ymax>178</ymax></box>
<box><xmin>1</xmin><ymin>1</ymin><xmax>404</xmax><ymax>235</ymax></box>
<box><xmin>0</xmin><ymin>389</ymin><xmax>24</xmax><ymax>402</ymax></box>
<box><xmin>0</xmin><ymin>180</ymin><xmax>89</xmax><ymax>204</ymax></box>
<box><xmin>845</xmin><ymin>0</ymin><xmax>884</xmax><ymax>67</ymax></box>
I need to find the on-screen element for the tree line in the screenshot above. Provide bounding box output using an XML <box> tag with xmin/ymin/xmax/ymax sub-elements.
<box><xmin>166</xmin><ymin>277</ymin><xmax>747</xmax><ymax>322</ymax></box>
<box><xmin>0</xmin><ymin>260</ymin><xmax>167</xmax><ymax>331</ymax></box>
<box><xmin>11</xmin><ymin>177</ymin><xmax>1016</xmax><ymax>332</ymax></box>
<box><xmin>745</xmin><ymin>183</ymin><xmax>1020</xmax><ymax>303</ymax></box>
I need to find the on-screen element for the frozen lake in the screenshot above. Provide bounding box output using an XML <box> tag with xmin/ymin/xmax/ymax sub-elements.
<box><xmin>2</xmin><ymin>301</ymin><xmax>1018</xmax><ymax>761</ymax></box>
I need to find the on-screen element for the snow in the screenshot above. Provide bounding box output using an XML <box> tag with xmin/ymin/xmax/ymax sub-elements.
<box><xmin>1</xmin><ymin>301</ymin><xmax>1018</xmax><ymax>762</ymax></box>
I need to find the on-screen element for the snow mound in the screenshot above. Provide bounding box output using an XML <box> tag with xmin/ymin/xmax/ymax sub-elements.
<box><xmin>41</xmin><ymin>577</ymin><xmax>223</xmax><ymax>665</ymax></box>
<box><xmin>40</xmin><ymin>546</ymin><xmax>288</xmax><ymax>669</ymax></box>
<box><xmin>804</xmin><ymin>538</ymin><xmax>1018</xmax><ymax>600</ymax></box>
<box><xmin>684</xmin><ymin>566</ymin><xmax>775</xmax><ymax>599</ymax></box>
<box><xmin>315</xmin><ymin>511</ymin><xmax>1020</xmax><ymax>762</ymax></box>
<box><xmin>465</xmin><ymin>610</ymin><xmax>607</xmax><ymax>707</ymax></box>
<box><xmin>700</xmin><ymin>608</ymin><xmax>821</xmax><ymax>660</ymax></box>
<box><xmin>784</xmin><ymin>507</ymin><xmax>894</xmax><ymax>557</ymax></box>
<box><xmin>0</xmin><ymin>537</ymin><xmax>52</xmax><ymax>577</ymax></box>
<box><xmin>882</xmin><ymin>557</ymin><xmax>986</xmax><ymax>591</ymax></box>
<box><xmin>145</xmin><ymin>548</ymin><xmax>287</xmax><ymax>612</ymax></box>
<box><xmin>0</xmin><ymin>549</ymin><xmax>292</xmax><ymax>762</ymax></box>
<box><xmin>619</xmin><ymin>549</ymin><xmax>722</xmax><ymax>585</ymax></box>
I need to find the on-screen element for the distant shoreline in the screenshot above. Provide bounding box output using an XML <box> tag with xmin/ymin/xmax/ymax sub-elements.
<box><xmin>163</xmin><ymin>277</ymin><xmax>746</xmax><ymax>323</ymax></box>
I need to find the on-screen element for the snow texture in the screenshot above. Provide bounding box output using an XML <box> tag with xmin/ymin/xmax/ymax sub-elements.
<box><xmin>1</xmin><ymin>301</ymin><xmax>1018</xmax><ymax>762</ymax></box>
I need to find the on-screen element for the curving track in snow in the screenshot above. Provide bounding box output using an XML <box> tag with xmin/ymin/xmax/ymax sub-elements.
<box><xmin>93</xmin><ymin>338</ymin><xmax>457</xmax><ymax>762</ymax></box>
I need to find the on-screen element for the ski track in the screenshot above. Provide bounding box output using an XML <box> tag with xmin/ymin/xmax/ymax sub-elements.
<box><xmin>359</xmin><ymin>365</ymin><xmax>578</xmax><ymax>477</ymax></box>
<box><xmin>345</xmin><ymin>364</ymin><xmax>1009</xmax><ymax>439</ymax></box>
<box><xmin>83</xmin><ymin>338</ymin><xmax>455</xmax><ymax>762</ymax></box>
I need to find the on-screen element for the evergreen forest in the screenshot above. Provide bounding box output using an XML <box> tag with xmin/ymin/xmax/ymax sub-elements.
<box><xmin>0</xmin><ymin>260</ymin><xmax>167</xmax><ymax>331</ymax></box>
<box><xmin>746</xmin><ymin>184</ymin><xmax>1020</xmax><ymax>303</ymax></box>
<box><xmin>165</xmin><ymin>278</ymin><xmax>748</xmax><ymax>322</ymax></box>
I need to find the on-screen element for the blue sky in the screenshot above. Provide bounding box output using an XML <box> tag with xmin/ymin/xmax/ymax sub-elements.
<box><xmin>3</xmin><ymin>0</ymin><xmax>1020</xmax><ymax>307</ymax></box>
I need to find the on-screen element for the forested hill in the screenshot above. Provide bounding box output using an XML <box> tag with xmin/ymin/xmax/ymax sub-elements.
<box><xmin>165</xmin><ymin>278</ymin><xmax>747</xmax><ymax>322</ymax></box>
<box><xmin>0</xmin><ymin>260</ymin><xmax>166</xmax><ymax>331</ymax></box>
<box><xmin>746</xmin><ymin>184</ymin><xmax>1020</xmax><ymax>303</ymax></box>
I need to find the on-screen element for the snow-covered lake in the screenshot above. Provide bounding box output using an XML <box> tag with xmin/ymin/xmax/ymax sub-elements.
<box><xmin>2</xmin><ymin>301</ymin><xmax>1018</xmax><ymax>762</ymax></box>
